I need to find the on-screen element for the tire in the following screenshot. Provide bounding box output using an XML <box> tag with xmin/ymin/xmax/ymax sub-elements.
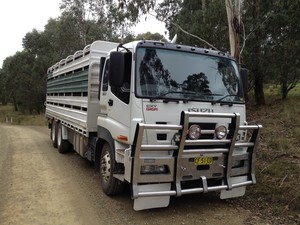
<box><xmin>51</xmin><ymin>121</ymin><xmax>58</xmax><ymax>148</ymax></box>
<box><xmin>100</xmin><ymin>142</ymin><xmax>124</xmax><ymax>195</ymax></box>
<box><xmin>57</xmin><ymin>123</ymin><xmax>70</xmax><ymax>154</ymax></box>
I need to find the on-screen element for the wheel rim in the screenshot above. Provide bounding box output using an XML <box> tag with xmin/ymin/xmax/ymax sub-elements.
<box><xmin>100</xmin><ymin>151</ymin><xmax>111</xmax><ymax>184</ymax></box>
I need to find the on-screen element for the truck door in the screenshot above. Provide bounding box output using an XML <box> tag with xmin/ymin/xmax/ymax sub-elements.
<box><xmin>99</xmin><ymin>57</ymin><xmax>131</xmax><ymax>131</ymax></box>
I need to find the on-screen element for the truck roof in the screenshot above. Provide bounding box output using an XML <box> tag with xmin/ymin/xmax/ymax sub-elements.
<box><xmin>47</xmin><ymin>40</ymin><xmax>234</xmax><ymax>76</ymax></box>
<box><xmin>47</xmin><ymin>41</ymin><xmax>118</xmax><ymax>76</ymax></box>
<box><xmin>131</xmin><ymin>40</ymin><xmax>233</xmax><ymax>60</ymax></box>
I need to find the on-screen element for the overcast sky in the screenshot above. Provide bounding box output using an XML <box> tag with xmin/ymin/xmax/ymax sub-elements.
<box><xmin>0</xmin><ymin>0</ymin><xmax>166</xmax><ymax>68</ymax></box>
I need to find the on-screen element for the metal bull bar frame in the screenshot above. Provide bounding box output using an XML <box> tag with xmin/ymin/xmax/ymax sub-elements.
<box><xmin>130</xmin><ymin>111</ymin><xmax>262</xmax><ymax>199</ymax></box>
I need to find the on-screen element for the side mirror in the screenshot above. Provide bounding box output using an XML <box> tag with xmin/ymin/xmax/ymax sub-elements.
<box><xmin>240</xmin><ymin>68</ymin><xmax>249</xmax><ymax>93</ymax></box>
<box><xmin>109</xmin><ymin>51</ymin><xmax>132</xmax><ymax>87</ymax></box>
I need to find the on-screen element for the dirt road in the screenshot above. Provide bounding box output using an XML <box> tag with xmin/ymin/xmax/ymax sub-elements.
<box><xmin>0</xmin><ymin>124</ymin><xmax>268</xmax><ymax>225</ymax></box>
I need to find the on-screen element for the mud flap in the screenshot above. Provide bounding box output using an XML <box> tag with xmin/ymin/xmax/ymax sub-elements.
<box><xmin>133</xmin><ymin>183</ymin><xmax>171</xmax><ymax>211</ymax></box>
<box><xmin>220</xmin><ymin>176</ymin><xmax>247</xmax><ymax>199</ymax></box>
<box><xmin>61</xmin><ymin>124</ymin><xmax>68</xmax><ymax>140</ymax></box>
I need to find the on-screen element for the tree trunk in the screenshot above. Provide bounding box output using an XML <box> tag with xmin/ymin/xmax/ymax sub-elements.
<box><xmin>281</xmin><ymin>77</ymin><xmax>288</xmax><ymax>100</ymax></box>
<box><xmin>202</xmin><ymin>0</ymin><xmax>206</xmax><ymax>23</ymax></box>
<box><xmin>12</xmin><ymin>96</ymin><xmax>18</xmax><ymax>112</ymax></box>
<box><xmin>225</xmin><ymin>0</ymin><xmax>236</xmax><ymax>58</ymax></box>
<box><xmin>225</xmin><ymin>0</ymin><xmax>241</xmax><ymax>64</ymax></box>
<box><xmin>253</xmin><ymin>0</ymin><xmax>265</xmax><ymax>105</ymax></box>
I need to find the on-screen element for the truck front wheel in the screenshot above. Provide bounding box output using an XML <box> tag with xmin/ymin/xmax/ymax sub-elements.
<box><xmin>100</xmin><ymin>142</ymin><xmax>124</xmax><ymax>195</ymax></box>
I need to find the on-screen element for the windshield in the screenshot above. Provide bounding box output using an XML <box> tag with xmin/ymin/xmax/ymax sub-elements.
<box><xmin>135</xmin><ymin>47</ymin><xmax>244</xmax><ymax>103</ymax></box>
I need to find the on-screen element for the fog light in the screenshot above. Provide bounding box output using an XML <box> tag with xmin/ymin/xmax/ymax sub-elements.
<box><xmin>215</xmin><ymin>125</ymin><xmax>227</xmax><ymax>139</ymax></box>
<box><xmin>141</xmin><ymin>165</ymin><xmax>167</xmax><ymax>174</ymax></box>
<box><xmin>188</xmin><ymin>124</ymin><xmax>201</xmax><ymax>140</ymax></box>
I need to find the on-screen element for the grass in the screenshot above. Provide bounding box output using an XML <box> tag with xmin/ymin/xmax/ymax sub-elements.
<box><xmin>0</xmin><ymin>104</ymin><xmax>47</xmax><ymax>126</ymax></box>
<box><xmin>241</xmin><ymin>85</ymin><xmax>300</xmax><ymax>224</ymax></box>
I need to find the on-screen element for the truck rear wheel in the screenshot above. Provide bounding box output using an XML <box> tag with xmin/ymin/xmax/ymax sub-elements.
<box><xmin>51</xmin><ymin>121</ymin><xmax>58</xmax><ymax>148</ymax></box>
<box><xmin>100</xmin><ymin>142</ymin><xmax>124</xmax><ymax>195</ymax></box>
<box><xmin>57</xmin><ymin>123</ymin><xmax>70</xmax><ymax>153</ymax></box>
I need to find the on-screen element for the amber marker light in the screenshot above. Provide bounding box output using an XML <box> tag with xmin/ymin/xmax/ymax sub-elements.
<box><xmin>117</xmin><ymin>135</ymin><xmax>128</xmax><ymax>142</ymax></box>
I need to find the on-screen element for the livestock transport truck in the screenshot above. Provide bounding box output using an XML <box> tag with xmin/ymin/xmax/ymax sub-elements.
<box><xmin>46</xmin><ymin>40</ymin><xmax>262</xmax><ymax>211</ymax></box>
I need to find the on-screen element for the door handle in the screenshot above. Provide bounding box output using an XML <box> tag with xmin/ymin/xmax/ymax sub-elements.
<box><xmin>108</xmin><ymin>99</ymin><xmax>113</xmax><ymax>106</ymax></box>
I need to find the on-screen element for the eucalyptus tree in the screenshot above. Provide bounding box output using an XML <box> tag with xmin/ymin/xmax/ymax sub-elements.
<box><xmin>1</xmin><ymin>51</ymin><xmax>45</xmax><ymax>113</ymax></box>
<box><xmin>261</xmin><ymin>0</ymin><xmax>300</xmax><ymax>99</ymax></box>
<box><xmin>59</xmin><ymin>0</ymin><xmax>133</xmax><ymax>44</ymax></box>
<box><xmin>110</xmin><ymin>0</ymin><xmax>268</xmax><ymax>104</ymax></box>
<box><xmin>135</xmin><ymin>32</ymin><xmax>167</xmax><ymax>41</ymax></box>
<box><xmin>0</xmin><ymin>68</ymin><xmax>8</xmax><ymax>105</ymax></box>
<box><xmin>243</xmin><ymin>0</ymin><xmax>300</xmax><ymax>100</ymax></box>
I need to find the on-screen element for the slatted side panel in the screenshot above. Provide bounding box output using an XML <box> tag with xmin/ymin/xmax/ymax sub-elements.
<box><xmin>46</xmin><ymin>67</ymin><xmax>90</xmax><ymax>136</ymax></box>
<box><xmin>47</xmin><ymin>68</ymin><xmax>89</xmax><ymax>94</ymax></box>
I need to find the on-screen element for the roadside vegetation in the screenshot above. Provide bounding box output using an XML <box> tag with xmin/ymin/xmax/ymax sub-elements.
<box><xmin>0</xmin><ymin>104</ymin><xmax>46</xmax><ymax>126</ymax></box>
<box><xmin>236</xmin><ymin>85</ymin><xmax>300</xmax><ymax>224</ymax></box>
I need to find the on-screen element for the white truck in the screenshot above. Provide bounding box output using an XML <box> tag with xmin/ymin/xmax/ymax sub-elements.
<box><xmin>46</xmin><ymin>40</ymin><xmax>262</xmax><ymax>211</ymax></box>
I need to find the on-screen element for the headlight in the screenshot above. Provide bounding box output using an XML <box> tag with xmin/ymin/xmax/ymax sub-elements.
<box><xmin>188</xmin><ymin>124</ymin><xmax>201</xmax><ymax>140</ymax></box>
<box><xmin>215</xmin><ymin>125</ymin><xmax>227</xmax><ymax>139</ymax></box>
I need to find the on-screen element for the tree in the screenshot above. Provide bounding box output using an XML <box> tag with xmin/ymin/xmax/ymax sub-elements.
<box><xmin>243</xmin><ymin>0</ymin><xmax>300</xmax><ymax>101</ymax></box>
<box><xmin>1</xmin><ymin>51</ymin><xmax>46</xmax><ymax>113</ymax></box>
<box><xmin>136</xmin><ymin>32</ymin><xmax>167</xmax><ymax>41</ymax></box>
<box><xmin>1</xmin><ymin>56</ymin><xmax>19</xmax><ymax>111</ymax></box>
<box><xmin>252</xmin><ymin>0</ymin><xmax>265</xmax><ymax>105</ymax></box>
<box><xmin>262</xmin><ymin>0</ymin><xmax>300</xmax><ymax>99</ymax></box>
<box><xmin>225</xmin><ymin>0</ymin><xmax>241</xmax><ymax>64</ymax></box>
<box><xmin>157</xmin><ymin>0</ymin><xmax>229</xmax><ymax>51</ymax></box>
<box><xmin>183</xmin><ymin>73</ymin><xmax>211</xmax><ymax>93</ymax></box>
<box><xmin>60</xmin><ymin>0</ymin><xmax>133</xmax><ymax>44</ymax></box>
<box><xmin>1</xmin><ymin>0</ymin><xmax>131</xmax><ymax>113</ymax></box>
<box><xmin>0</xmin><ymin>68</ymin><xmax>8</xmax><ymax>105</ymax></box>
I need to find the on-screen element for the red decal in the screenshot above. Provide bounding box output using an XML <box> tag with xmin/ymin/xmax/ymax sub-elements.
<box><xmin>146</xmin><ymin>104</ymin><xmax>158</xmax><ymax>111</ymax></box>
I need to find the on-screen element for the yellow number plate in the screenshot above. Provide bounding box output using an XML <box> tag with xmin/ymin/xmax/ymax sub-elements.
<box><xmin>194</xmin><ymin>157</ymin><xmax>213</xmax><ymax>165</ymax></box>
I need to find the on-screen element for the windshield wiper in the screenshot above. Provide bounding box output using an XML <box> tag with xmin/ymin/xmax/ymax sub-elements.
<box><xmin>185</xmin><ymin>93</ymin><xmax>222</xmax><ymax>101</ymax></box>
<box><xmin>211</xmin><ymin>94</ymin><xmax>239</xmax><ymax>105</ymax></box>
<box><xmin>158</xmin><ymin>90</ymin><xmax>196</xmax><ymax>97</ymax></box>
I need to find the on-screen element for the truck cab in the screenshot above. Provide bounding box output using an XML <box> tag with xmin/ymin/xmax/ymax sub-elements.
<box><xmin>97</xmin><ymin>40</ymin><xmax>261</xmax><ymax>210</ymax></box>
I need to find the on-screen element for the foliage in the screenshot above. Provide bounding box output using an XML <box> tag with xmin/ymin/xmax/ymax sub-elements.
<box><xmin>262</xmin><ymin>0</ymin><xmax>300</xmax><ymax>99</ymax></box>
<box><xmin>158</xmin><ymin>0</ymin><xmax>229</xmax><ymax>51</ymax></box>
<box><xmin>242</xmin><ymin>0</ymin><xmax>300</xmax><ymax>102</ymax></box>
<box><xmin>115</xmin><ymin>0</ymin><xmax>299</xmax><ymax>102</ymax></box>
<box><xmin>114</xmin><ymin>0</ymin><xmax>156</xmax><ymax>22</ymax></box>
<box><xmin>241</xmin><ymin>85</ymin><xmax>300</xmax><ymax>224</ymax></box>
<box><xmin>0</xmin><ymin>0</ymin><xmax>299</xmax><ymax>105</ymax></box>
<box><xmin>59</xmin><ymin>0</ymin><xmax>124</xmax><ymax>44</ymax></box>
<box><xmin>135</xmin><ymin>32</ymin><xmax>167</xmax><ymax>41</ymax></box>
<box><xmin>0</xmin><ymin>51</ymin><xmax>45</xmax><ymax>113</ymax></box>
<box><xmin>0</xmin><ymin>0</ymin><xmax>134</xmax><ymax>112</ymax></box>
<box><xmin>0</xmin><ymin>104</ymin><xmax>46</xmax><ymax>126</ymax></box>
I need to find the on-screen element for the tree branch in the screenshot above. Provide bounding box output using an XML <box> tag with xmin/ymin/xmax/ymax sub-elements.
<box><xmin>148</xmin><ymin>12</ymin><xmax>219</xmax><ymax>51</ymax></box>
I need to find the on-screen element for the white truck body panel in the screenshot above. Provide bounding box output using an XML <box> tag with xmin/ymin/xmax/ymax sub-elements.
<box><xmin>46</xmin><ymin>41</ymin><xmax>118</xmax><ymax>135</ymax></box>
